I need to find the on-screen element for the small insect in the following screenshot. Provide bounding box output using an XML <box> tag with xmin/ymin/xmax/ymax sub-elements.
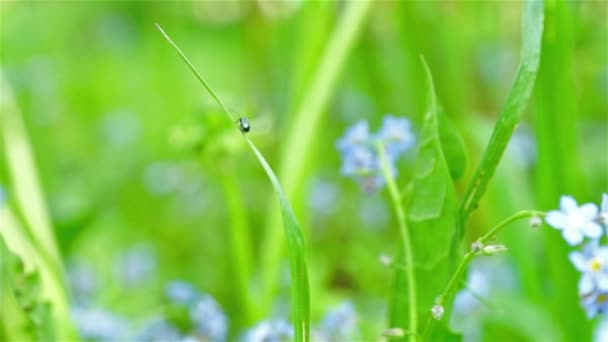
<box><xmin>237</xmin><ymin>117</ymin><xmax>250</xmax><ymax>133</ymax></box>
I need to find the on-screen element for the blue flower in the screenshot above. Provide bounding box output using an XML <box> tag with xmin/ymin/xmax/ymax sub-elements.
<box><xmin>72</xmin><ymin>307</ymin><xmax>129</xmax><ymax>342</ymax></box>
<box><xmin>242</xmin><ymin>319</ymin><xmax>293</xmax><ymax>342</ymax></box>
<box><xmin>570</xmin><ymin>241</ymin><xmax>608</xmax><ymax>293</ymax></box>
<box><xmin>599</xmin><ymin>193</ymin><xmax>608</xmax><ymax>227</ymax></box>
<box><xmin>135</xmin><ymin>317</ymin><xmax>181</xmax><ymax>342</ymax></box>
<box><xmin>316</xmin><ymin>301</ymin><xmax>359</xmax><ymax>341</ymax></box>
<box><xmin>581</xmin><ymin>288</ymin><xmax>608</xmax><ymax>318</ymax></box>
<box><xmin>336</xmin><ymin>116</ymin><xmax>414</xmax><ymax>193</ymax></box>
<box><xmin>67</xmin><ymin>261</ymin><xmax>98</xmax><ymax>305</ymax></box>
<box><xmin>165</xmin><ymin>281</ymin><xmax>199</xmax><ymax>306</ymax></box>
<box><xmin>336</xmin><ymin>120</ymin><xmax>370</xmax><ymax>153</ymax></box>
<box><xmin>546</xmin><ymin>195</ymin><xmax>602</xmax><ymax>245</ymax></box>
<box><xmin>115</xmin><ymin>244</ymin><xmax>156</xmax><ymax>287</ymax></box>
<box><xmin>189</xmin><ymin>295</ymin><xmax>228</xmax><ymax>342</ymax></box>
<box><xmin>376</xmin><ymin>115</ymin><xmax>415</xmax><ymax>158</ymax></box>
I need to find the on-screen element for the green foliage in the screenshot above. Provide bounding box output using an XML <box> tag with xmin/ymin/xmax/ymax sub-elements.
<box><xmin>437</xmin><ymin>108</ymin><xmax>467</xmax><ymax>181</ymax></box>
<box><xmin>389</xmin><ymin>58</ymin><xmax>460</xmax><ymax>339</ymax></box>
<box><xmin>535</xmin><ymin>0</ymin><xmax>591</xmax><ymax>338</ymax></box>
<box><xmin>156</xmin><ymin>24</ymin><xmax>311</xmax><ymax>341</ymax></box>
<box><xmin>460</xmin><ymin>0</ymin><xmax>545</xmax><ymax>227</ymax></box>
<box><xmin>0</xmin><ymin>236</ymin><xmax>55</xmax><ymax>341</ymax></box>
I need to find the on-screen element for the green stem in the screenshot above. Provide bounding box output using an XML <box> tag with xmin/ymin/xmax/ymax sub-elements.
<box><xmin>260</xmin><ymin>0</ymin><xmax>373</xmax><ymax>309</ymax></box>
<box><xmin>422</xmin><ymin>209</ymin><xmax>545</xmax><ymax>339</ymax></box>
<box><xmin>377</xmin><ymin>142</ymin><xmax>418</xmax><ymax>342</ymax></box>
<box><xmin>219</xmin><ymin>165</ymin><xmax>254</xmax><ymax>325</ymax></box>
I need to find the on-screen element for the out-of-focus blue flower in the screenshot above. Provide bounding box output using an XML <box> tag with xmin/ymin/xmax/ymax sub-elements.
<box><xmin>115</xmin><ymin>244</ymin><xmax>156</xmax><ymax>287</ymax></box>
<box><xmin>599</xmin><ymin>194</ymin><xmax>608</xmax><ymax>227</ymax></box>
<box><xmin>316</xmin><ymin>301</ymin><xmax>358</xmax><ymax>341</ymax></box>
<box><xmin>336</xmin><ymin>120</ymin><xmax>370</xmax><ymax>152</ymax></box>
<box><xmin>546</xmin><ymin>195</ymin><xmax>602</xmax><ymax>245</ymax></box>
<box><xmin>570</xmin><ymin>241</ymin><xmax>608</xmax><ymax>293</ymax></box>
<box><xmin>594</xmin><ymin>317</ymin><xmax>608</xmax><ymax>341</ymax></box>
<box><xmin>67</xmin><ymin>261</ymin><xmax>98</xmax><ymax>305</ymax></box>
<box><xmin>0</xmin><ymin>185</ymin><xmax>6</xmax><ymax>204</ymax></box>
<box><xmin>72</xmin><ymin>307</ymin><xmax>129</xmax><ymax>342</ymax></box>
<box><xmin>242</xmin><ymin>318</ymin><xmax>293</xmax><ymax>342</ymax></box>
<box><xmin>135</xmin><ymin>317</ymin><xmax>181</xmax><ymax>342</ymax></box>
<box><xmin>165</xmin><ymin>281</ymin><xmax>199</xmax><ymax>306</ymax></box>
<box><xmin>581</xmin><ymin>288</ymin><xmax>608</xmax><ymax>318</ymax></box>
<box><xmin>336</xmin><ymin>116</ymin><xmax>414</xmax><ymax>193</ymax></box>
<box><xmin>376</xmin><ymin>115</ymin><xmax>415</xmax><ymax>159</ymax></box>
<box><xmin>189</xmin><ymin>295</ymin><xmax>228</xmax><ymax>342</ymax></box>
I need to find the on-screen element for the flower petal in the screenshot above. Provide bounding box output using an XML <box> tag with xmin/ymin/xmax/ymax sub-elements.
<box><xmin>569</xmin><ymin>251</ymin><xmax>588</xmax><ymax>271</ymax></box>
<box><xmin>563</xmin><ymin>228</ymin><xmax>584</xmax><ymax>246</ymax></box>
<box><xmin>580</xmin><ymin>203</ymin><xmax>599</xmax><ymax>219</ymax></box>
<box><xmin>560</xmin><ymin>195</ymin><xmax>578</xmax><ymax>213</ymax></box>
<box><xmin>546</xmin><ymin>211</ymin><xmax>567</xmax><ymax>229</ymax></box>
<box><xmin>583</xmin><ymin>222</ymin><xmax>603</xmax><ymax>239</ymax></box>
<box><xmin>601</xmin><ymin>194</ymin><xmax>608</xmax><ymax>214</ymax></box>
<box><xmin>579</xmin><ymin>274</ymin><xmax>595</xmax><ymax>294</ymax></box>
<box><xmin>597</xmin><ymin>275</ymin><xmax>608</xmax><ymax>291</ymax></box>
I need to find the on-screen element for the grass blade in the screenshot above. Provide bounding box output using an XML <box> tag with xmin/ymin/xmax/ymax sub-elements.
<box><xmin>534</xmin><ymin>1</ymin><xmax>590</xmax><ymax>338</ymax></box>
<box><xmin>155</xmin><ymin>24</ymin><xmax>311</xmax><ymax>341</ymax></box>
<box><xmin>0</xmin><ymin>75</ymin><xmax>75</xmax><ymax>340</ymax></box>
<box><xmin>259</xmin><ymin>0</ymin><xmax>373</xmax><ymax>307</ymax></box>
<box><xmin>459</xmin><ymin>0</ymin><xmax>544</xmax><ymax>227</ymax></box>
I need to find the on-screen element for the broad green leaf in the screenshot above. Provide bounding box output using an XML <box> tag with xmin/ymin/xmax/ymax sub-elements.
<box><xmin>459</xmin><ymin>0</ymin><xmax>544</xmax><ymax>227</ymax></box>
<box><xmin>0</xmin><ymin>235</ymin><xmax>55</xmax><ymax>341</ymax></box>
<box><xmin>389</xmin><ymin>59</ymin><xmax>460</xmax><ymax>338</ymax></box>
<box><xmin>437</xmin><ymin>107</ymin><xmax>467</xmax><ymax>181</ymax></box>
<box><xmin>156</xmin><ymin>24</ymin><xmax>311</xmax><ymax>341</ymax></box>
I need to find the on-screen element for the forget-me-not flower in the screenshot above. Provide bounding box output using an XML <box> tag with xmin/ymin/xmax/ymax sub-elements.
<box><xmin>336</xmin><ymin>116</ymin><xmax>415</xmax><ymax>193</ymax></box>
<box><xmin>546</xmin><ymin>195</ymin><xmax>602</xmax><ymax>245</ymax></box>
<box><xmin>581</xmin><ymin>288</ymin><xmax>608</xmax><ymax>318</ymax></box>
<box><xmin>165</xmin><ymin>280</ymin><xmax>199</xmax><ymax>306</ymax></box>
<box><xmin>135</xmin><ymin>317</ymin><xmax>181</xmax><ymax>342</ymax></box>
<box><xmin>316</xmin><ymin>301</ymin><xmax>359</xmax><ymax>341</ymax></box>
<box><xmin>190</xmin><ymin>295</ymin><xmax>228</xmax><ymax>342</ymax></box>
<box><xmin>377</xmin><ymin>115</ymin><xmax>416</xmax><ymax>158</ymax></box>
<box><xmin>72</xmin><ymin>307</ymin><xmax>130</xmax><ymax>342</ymax></box>
<box><xmin>570</xmin><ymin>241</ymin><xmax>608</xmax><ymax>293</ymax></box>
<box><xmin>242</xmin><ymin>318</ymin><xmax>293</xmax><ymax>342</ymax></box>
<box><xmin>115</xmin><ymin>244</ymin><xmax>156</xmax><ymax>287</ymax></box>
<box><xmin>598</xmin><ymin>193</ymin><xmax>608</xmax><ymax>226</ymax></box>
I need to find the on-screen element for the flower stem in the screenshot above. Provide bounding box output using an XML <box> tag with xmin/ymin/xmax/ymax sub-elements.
<box><xmin>422</xmin><ymin>209</ymin><xmax>545</xmax><ymax>339</ymax></box>
<box><xmin>376</xmin><ymin>142</ymin><xmax>418</xmax><ymax>342</ymax></box>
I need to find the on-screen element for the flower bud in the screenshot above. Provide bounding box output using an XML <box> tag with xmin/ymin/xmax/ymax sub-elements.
<box><xmin>529</xmin><ymin>216</ymin><xmax>542</xmax><ymax>228</ymax></box>
<box><xmin>379</xmin><ymin>253</ymin><xmax>393</xmax><ymax>267</ymax></box>
<box><xmin>471</xmin><ymin>240</ymin><xmax>484</xmax><ymax>252</ymax></box>
<box><xmin>382</xmin><ymin>328</ymin><xmax>404</xmax><ymax>337</ymax></box>
<box><xmin>431</xmin><ymin>304</ymin><xmax>444</xmax><ymax>320</ymax></box>
<box><xmin>482</xmin><ymin>244</ymin><xmax>508</xmax><ymax>256</ymax></box>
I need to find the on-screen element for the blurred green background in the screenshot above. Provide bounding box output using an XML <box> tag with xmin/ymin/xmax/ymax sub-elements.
<box><xmin>1</xmin><ymin>1</ymin><xmax>607</xmax><ymax>341</ymax></box>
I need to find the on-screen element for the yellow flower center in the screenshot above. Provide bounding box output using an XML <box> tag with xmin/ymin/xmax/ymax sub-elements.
<box><xmin>591</xmin><ymin>258</ymin><xmax>603</xmax><ymax>272</ymax></box>
<box><xmin>598</xmin><ymin>294</ymin><xmax>608</xmax><ymax>303</ymax></box>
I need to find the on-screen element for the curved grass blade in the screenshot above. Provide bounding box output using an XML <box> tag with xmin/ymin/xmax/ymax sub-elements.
<box><xmin>459</xmin><ymin>0</ymin><xmax>544</xmax><ymax>227</ymax></box>
<box><xmin>155</xmin><ymin>23</ymin><xmax>310</xmax><ymax>341</ymax></box>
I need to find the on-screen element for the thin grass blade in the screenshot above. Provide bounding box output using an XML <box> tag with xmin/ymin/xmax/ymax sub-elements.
<box><xmin>156</xmin><ymin>24</ymin><xmax>311</xmax><ymax>341</ymax></box>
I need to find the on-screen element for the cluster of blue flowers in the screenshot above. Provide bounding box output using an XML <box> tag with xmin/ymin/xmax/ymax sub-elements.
<box><xmin>243</xmin><ymin>300</ymin><xmax>358</xmax><ymax>342</ymax></box>
<box><xmin>336</xmin><ymin>115</ymin><xmax>415</xmax><ymax>193</ymax></box>
<box><xmin>546</xmin><ymin>194</ymin><xmax>608</xmax><ymax>318</ymax></box>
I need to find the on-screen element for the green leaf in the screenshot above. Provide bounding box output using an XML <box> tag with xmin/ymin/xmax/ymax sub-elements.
<box><xmin>156</xmin><ymin>24</ymin><xmax>311</xmax><ymax>341</ymax></box>
<box><xmin>0</xmin><ymin>235</ymin><xmax>55</xmax><ymax>341</ymax></box>
<box><xmin>437</xmin><ymin>107</ymin><xmax>468</xmax><ymax>181</ymax></box>
<box><xmin>389</xmin><ymin>58</ymin><xmax>460</xmax><ymax>338</ymax></box>
<box><xmin>459</xmin><ymin>0</ymin><xmax>544</xmax><ymax>226</ymax></box>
